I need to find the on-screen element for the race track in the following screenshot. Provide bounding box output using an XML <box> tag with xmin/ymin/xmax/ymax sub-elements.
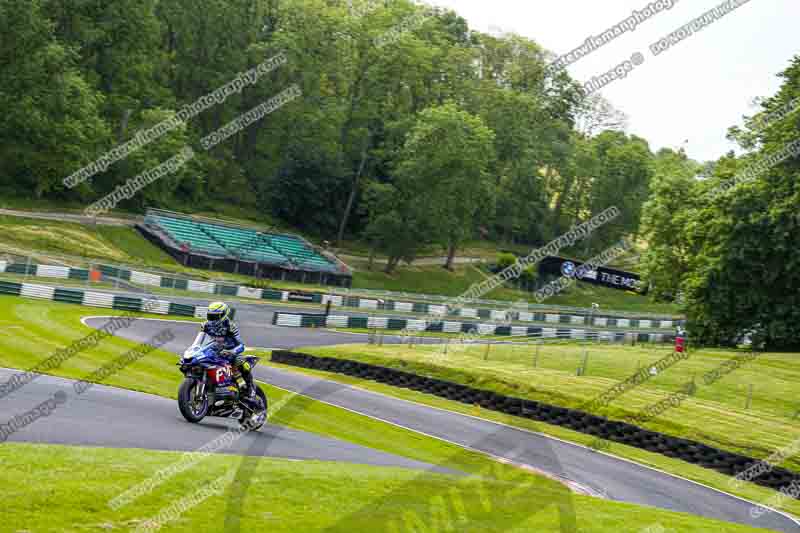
<box><xmin>2</xmin><ymin>297</ymin><xmax>797</xmax><ymax>532</ymax></box>
<box><xmin>84</xmin><ymin>310</ymin><xmax>423</xmax><ymax>350</ymax></box>
<box><xmin>0</xmin><ymin>367</ymin><xmax>454</xmax><ymax>473</ymax></box>
<box><xmin>81</xmin><ymin>315</ymin><xmax>800</xmax><ymax>533</ymax></box>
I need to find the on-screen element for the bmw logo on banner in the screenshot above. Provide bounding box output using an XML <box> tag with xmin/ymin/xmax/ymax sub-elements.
<box><xmin>540</xmin><ymin>255</ymin><xmax>645</xmax><ymax>294</ymax></box>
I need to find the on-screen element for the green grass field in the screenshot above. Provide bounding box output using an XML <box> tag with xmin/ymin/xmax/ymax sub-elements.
<box><xmin>294</xmin><ymin>342</ymin><xmax>800</xmax><ymax>482</ymax></box>
<box><xmin>0</xmin><ymin>214</ymin><xmax>173</xmax><ymax>265</ymax></box>
<box><xmin>3</xmin><ymin>442</ymin><xmax>769</xmax><ymax>533</ymax></box>
<box><xmin>351</xmin><ymin>262</ymin><xmax>488</xmax><ymax>295</ymax></box>
<box><xmin>0</xmin><ymin>215</ymin><xmax>329</xmax><ymax>288</ymax></box>
<box><xmin>541</xmin><ymin>282</ymin><xmax>680</xmax><ymax>315</ymax></box>
<box><xmin>0</xmin><ymin>295</ymin><xmax>770</xmax><ymax>531</ymax></box>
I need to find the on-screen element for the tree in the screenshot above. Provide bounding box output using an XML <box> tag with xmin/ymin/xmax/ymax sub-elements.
<box><xmin>574</xmin><ymin>93</ymin><xmax>628</xmax><ymax>138</ymax></box>
<box><xmin>0</xmin><ymin>0</ymin><xmax>660</xmax><ymax>270</ymax></box>
<box><xmin>393</xmin><ymin>102</ymin><xmax>496</xmax><ymax>270</ymax></box>
<box><xmin>361</xmin><ymin>181</ymin><xmax>430</xmax><ymax>273</ymax></box>
<box><xmin>471</xmin><ymin>85</ymin><xmax>553</xmax><ymax>244</ymax></box>
<box><xmin>639</xmin><ymin>148</ymin><xmax>702</xmax><ymax>301</ymax></box>
<box><xmin>681</xmin><ymin>56</ymin><xmax>800</xmax><ymax>349</ymax></box>
<box><xmin>583</xmin><ymin>131</ymin><xmax>654</xmax><ymax>249</ymax></box>
<box><xmin>0</xmin><ymin>0</ymin><xmax>110</xmax><ymax>198</ymax></box>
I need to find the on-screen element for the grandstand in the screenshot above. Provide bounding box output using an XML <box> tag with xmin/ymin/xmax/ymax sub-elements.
<box><xmin>137</xmin><ymin>209</ymin><xmax>351</xmax><ymax>287</ymax></box>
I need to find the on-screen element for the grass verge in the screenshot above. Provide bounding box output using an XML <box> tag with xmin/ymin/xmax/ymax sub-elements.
<box><xmin>2</xmin><ymin>442</ymin><xmax>769</xmax><ymax>532</ymax></box>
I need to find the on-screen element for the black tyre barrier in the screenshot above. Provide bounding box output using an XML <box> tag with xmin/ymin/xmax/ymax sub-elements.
<box><xmin>271</xmin><ymin>350</ymin><xmax>800</xmax><ymax>497</ymax></box>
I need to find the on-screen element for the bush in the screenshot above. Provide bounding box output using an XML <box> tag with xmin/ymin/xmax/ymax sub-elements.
<box><xmin>520</xmin><ymin>265</ymin><xmax>537</xmax><ymax>284</ymax></box>
<box><xmin>496</xmin><ymin>252</ymin><xmax>517</xmax><ymax>270</ymax></box>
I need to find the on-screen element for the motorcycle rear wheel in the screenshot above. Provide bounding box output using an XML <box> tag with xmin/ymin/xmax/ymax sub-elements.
<box><xmin>178</xmin><ymin>378</ymin><xmax>209</xmax><ymax>423</ymax></box>
<box><xmin>239</xmin><ymin>386</ymin><xmax>268</xmax><ymax>431</ymax></box>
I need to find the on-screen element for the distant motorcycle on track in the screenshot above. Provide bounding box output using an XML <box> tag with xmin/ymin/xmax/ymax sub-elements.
<box><xmin>176</xmin><ymin>337</ymin><xmax>268</xmax><ymax>430</ymax></box>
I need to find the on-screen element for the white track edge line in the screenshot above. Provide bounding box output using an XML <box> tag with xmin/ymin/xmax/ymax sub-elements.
<box><xmin>80</xmin><ymin>316</ymin><xmax>201</xmax><ymax>327</ymax></box>
<box><xmin>260</xmin><ymin>380</ymin><xmax>600</xmax><ymax>497</ymax></box>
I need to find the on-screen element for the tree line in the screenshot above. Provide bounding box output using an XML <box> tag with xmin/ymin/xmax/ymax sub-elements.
<box><xmin>640</xmin><ymin>56</ymin><xmax>800</xmax><ymax>350</ymax></box>
<box><xmin>1</xmin><ymin>0</ymin><xmax>653</xmax><ymax>270</ymax></box>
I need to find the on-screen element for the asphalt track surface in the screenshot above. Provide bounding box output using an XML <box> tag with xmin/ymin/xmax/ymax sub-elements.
<box><xmin>0</xmin><ymin>367</ymin><xmax>453</xmax><ymax>473</ymax></box>
<box><xmin>78</xmin><ymin>316</ymin><xmax>800</xmax><ymax>532</ymax></box>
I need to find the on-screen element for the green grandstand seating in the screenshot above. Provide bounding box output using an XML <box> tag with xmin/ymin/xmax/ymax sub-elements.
<box><xmin>152</xmin><ymin>216</ymin><xmax>228</xmax><ymax>255</ymax></box>
<box><xmin>198</xmin><ymin>224</ymin><xmax>290</xmax><ymax>264</ymax></box>
<box><xmin>147</xmin><ymin>213</ymin><xmax>339</xmax><ymax>273</ymax></box>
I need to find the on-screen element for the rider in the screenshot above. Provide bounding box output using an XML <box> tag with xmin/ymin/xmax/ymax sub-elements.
<box><xmin>194</xmin><ymin>302</ymin><xmax>259</xmax><ymax>411</ymax></box>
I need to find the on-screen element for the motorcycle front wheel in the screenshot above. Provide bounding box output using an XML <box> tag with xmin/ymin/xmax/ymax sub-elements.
<box><xmin>178</xmin><ymin>378</ymin><xmax>209</xmax><ymax>423</ymax></box>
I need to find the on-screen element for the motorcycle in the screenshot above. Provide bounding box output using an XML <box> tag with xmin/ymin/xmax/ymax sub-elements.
<box><xmin>176</xmin><ymin>337</ymin><xmax>268</xmax><ymax>430</ymax></box>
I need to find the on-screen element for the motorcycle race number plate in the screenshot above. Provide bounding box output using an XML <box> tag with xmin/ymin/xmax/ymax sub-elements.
<box><xmin>209</xmin><ymin>366</ymin><xmax>232</xmax><ymax>384</ymax></box>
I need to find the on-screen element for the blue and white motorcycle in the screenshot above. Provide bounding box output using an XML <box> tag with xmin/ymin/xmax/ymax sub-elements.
<box><xmin>176</xmin><ymin>337</ymin><xmax>267</xmax><ymax>429</ymax></box>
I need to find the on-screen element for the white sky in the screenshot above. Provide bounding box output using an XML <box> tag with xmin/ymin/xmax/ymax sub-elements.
<box><xmin>428</xmin><ymin>0</ymin><xmax>799</xmax><ymax>163</ymax></box>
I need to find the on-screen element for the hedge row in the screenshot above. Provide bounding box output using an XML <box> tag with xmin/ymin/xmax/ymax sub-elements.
<box><xmin>271</xmin><ymin>350</ymin><xmax>800</xmax><ymax>496</ymax></box>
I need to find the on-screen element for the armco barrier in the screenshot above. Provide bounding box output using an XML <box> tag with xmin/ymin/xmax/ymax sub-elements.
<box><xmin>272</xmin><ymin>312</ymin><xmax>671</xmax><ymax>343</ymax></box>
<box><xmin>0</xmin><ymin>280</ymin><xmax>232</xmax><ymax>319</ymax></box>
<box><xmin>271</xmin><ymin>350</ymin><xmax>800</xmax><ymax>496</ymax></box>
<box><xmin>0</xmin><ymin>259</ymin><xmax>683</xmax><ymax>330</ymax></box>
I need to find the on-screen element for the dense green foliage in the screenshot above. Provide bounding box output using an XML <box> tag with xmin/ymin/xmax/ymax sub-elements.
<box><xmin>2</xmin><ymin>0</ymin><xmax>651</xmax><ymax>264</ymax></box>
<box><xmin>4</xmin><ymin>0</ymin><xmax>798</xmax><ymax>347</ymax></box>
<box><xmin>641</xmin><ymin>57</ymin><xmax>800</xmax><ymax>350</ymax></box>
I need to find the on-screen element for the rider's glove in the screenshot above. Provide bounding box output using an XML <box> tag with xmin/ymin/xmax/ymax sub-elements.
<box><xmin>221</xmin><ymin>349</ymin><xmax>235</xmax><ymax>359</ymax></box>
